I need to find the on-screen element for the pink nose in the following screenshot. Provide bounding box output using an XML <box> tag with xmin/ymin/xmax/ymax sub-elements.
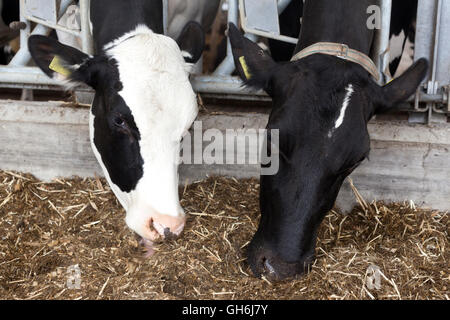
<box><xmin>142</xmin><ymin>213</ymin><xmax>186</xmax><ymax>242</ymax></box>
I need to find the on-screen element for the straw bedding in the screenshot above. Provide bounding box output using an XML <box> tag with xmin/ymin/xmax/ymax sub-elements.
<box><xmin>0</xmin><ymin>170</ymin><xmax>448</xmax><ymax>300</ymax></box>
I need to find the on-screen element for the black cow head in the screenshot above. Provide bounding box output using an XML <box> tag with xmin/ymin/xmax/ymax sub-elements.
<box><xmin>229</xmin><ymin>23</ymin><xmax>428</xmax><ymax>280</ymax></box>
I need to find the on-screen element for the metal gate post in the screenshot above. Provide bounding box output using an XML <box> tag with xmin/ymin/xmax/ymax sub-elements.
<box><xmin>213</xmin><ymin>0</ymin><xmax>239</xmax><ymax>76</ymax></box>
<box><xmin>9</xmin><ymin>0</ymin><xmax>76</xmax><ymax>67</ymax></box>
<box><xmin>79</xmin><ymin>0</ymin><xmax>93</xmax><ymax>55</ymax></box>
<box><xmin>410</xmin><ymin>0</ymin><xmax>450</xmax><ymax>123</ymax></box>
<box><xmin>212</xmin><ymin>0</ymin><xmax>293</xmax><ymax>77</ymax></box>
<box><xmin>162</xmin><ymin>0</ymin><xmax>168</xmax><ymax>36</ymax></box>
<box><xmin>0</xmin><ymin>0</ymin><xmax>95</xmax><ymax>91</ymax></box>
<box><xmin>238</xmin><ymin>0</ymin><xmax>297</xmax><ymax>44</ymax></box>
<box><xmin>277</xmin><ymin>0</ymin><xmax>292</xmax><ymax>14</ymax></box>
<box><xmin>372</xmin><ymin>0</ymin><xmax>392</xmax><ymax>85</ymax></box>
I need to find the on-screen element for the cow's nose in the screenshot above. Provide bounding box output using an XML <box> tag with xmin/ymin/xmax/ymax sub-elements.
<box><xmin>126</xmin><ymin>211</ymin><xmax>186</xmax><ymax>242</ymax></box>
<box><xmin>256</xmin><ymin>256</ymin><xmax>282</xmax><ymax>281</ymax></box>
<box><xmin>150</xmin><ymin>214</ymin><xmax>186</xmax><ymax>240</ymax></box>
<box><xmin>251</xmin><ymin>253</ymin><xmax>313</xmax><ymax>281</ymax></box>
<box><xmin>247</xmin><ymin>240</ymin><xmax>314</xmax><ymax>281</ymax></box>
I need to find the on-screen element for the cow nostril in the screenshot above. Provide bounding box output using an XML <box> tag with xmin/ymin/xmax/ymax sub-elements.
<box><xmin>262</xmin><ymin>258</ymin><xmax>276</xmax><ymax>275</ymax></box>
<box><xmin>147</xmin><ymin>219</ymin><xmax>158</xmax><ymax>233</ymax></box>
<box><xmin>163</xmin><ymin>227</ymin><xmax>178</xmax><ymax>240</ymax></box>
<box><xmin>144</xmin><ymin>218</ymin><xmax>164</xmax><ymax>242</ymax></box>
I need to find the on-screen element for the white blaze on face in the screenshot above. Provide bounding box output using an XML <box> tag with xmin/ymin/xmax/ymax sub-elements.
<box><xmin>93</xmin><ymin>25</ymin><xmax>198</xmax><ymax>239</ymax></box>
<box><xmin>334</xmin><ymin>84</ymin><xmax>354</xmax><ymax>129</ymax></box>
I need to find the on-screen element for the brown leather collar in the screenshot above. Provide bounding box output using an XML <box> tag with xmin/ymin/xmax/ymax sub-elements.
<box><xmin>291</xmin><ymin>42</ymin><xmax>380</xmax><ymax>81</ymax></box>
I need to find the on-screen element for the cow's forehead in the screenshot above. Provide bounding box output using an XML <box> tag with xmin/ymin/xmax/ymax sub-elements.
<box><xmin>104</xmin><ymin>25</ymin><xmax>197</xmax><ymax>137</ymax></box>
<box><xmin>105</xmin><ymin>25</ymin><xmax>188</xmax><ymax>77</ymax></box>
<box><xmin>269</xmin><ymin>80</ymin><xmax>370</xmax><ymax>155</ymax></box>
<box><xmin>274</xmin><ymin>81</ymin><xmax>356</xmax><ymax>123</ymax></box>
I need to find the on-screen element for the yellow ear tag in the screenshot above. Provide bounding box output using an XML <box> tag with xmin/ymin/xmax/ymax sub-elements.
<box><xmin>49</xmin><ymin>55</ymin><xmax>72</xmax><ymax>77</ymax></box>
<box><xmin>384</xmin><ymin>78</ymin><xmax>394</xmax><ymax>86</ymax></box>
<box><xmin>239</xmin><ymin>56</ymin><xmax>252</xmax><ymax>80</ymax></box>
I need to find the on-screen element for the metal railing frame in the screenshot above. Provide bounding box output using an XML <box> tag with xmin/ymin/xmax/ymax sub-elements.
<box><xmin>0</xmin><ymin>0</ymin><xmax>447</xmax><ymax>117</ymax></box>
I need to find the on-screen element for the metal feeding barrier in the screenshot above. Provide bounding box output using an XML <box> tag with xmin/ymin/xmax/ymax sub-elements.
<box><xmin>0</xmin><ymin>0</ymin><xmax>448</xmax><ymax>123</ymax></box>
<box><xmin>412</xmin><ymin>0</ymin><xmax>450</xmax><ymax>123</ymax></box>
<box><xmin>0</xmin><ymin>0</ymin><xmax>92</xmax><ymax>90</ymax></box>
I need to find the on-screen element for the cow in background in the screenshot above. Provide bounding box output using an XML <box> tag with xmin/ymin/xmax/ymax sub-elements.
<box><xmin>0</xmin><ymin>0</ymin><xmax>19</xmax><ymax>65</ymax></box>
<box><xmin>389</xmin><ymin>0</ymin><xmax>418</xmax><ymax>78</ymax></box>
<box><xmin>268</xmin><ymin>0</ymin><xmax>303</xmax><ymax>62</ymax></box>
<box><xmin>267</xmin><ymin>0</ymin><xmax>418</xmax><ymax>75</ymax></box>
<box><xmin>167</xmin><ymin>0</ymin><xmax>220</xmax><ymax>39</ymax></box>
<box><xmin>54</xmin><ymin>0</ymin><xmax>220</xmax><ymax>55</ymax></box>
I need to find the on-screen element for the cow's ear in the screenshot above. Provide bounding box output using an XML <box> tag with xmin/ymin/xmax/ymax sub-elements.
<box><xmin>28</xmin><ymin>35</ymin><xmax>92</xmax><ymax>86</ymax></box>
<box><xmin>176</xmin><ymin>21</ymin><xmax>205</xmax><ymax>64</ymax></box>
<box><xmin>373</xmin><ymin>58</ymin><xmax>428</xmax><ymax>114</ymax></box>
<box><xmin>228</xmin><ymin>23</ymin><xmax>276</xmax><ymax>92</ymax></box>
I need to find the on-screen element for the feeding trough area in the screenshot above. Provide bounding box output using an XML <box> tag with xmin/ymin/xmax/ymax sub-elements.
<box><xmin>0</xmin><ymin>171</ymin><xmax>448</xmax><ymax>299</ymax></box>
<box><xmin>0</xmin><ymin>0</ymin><xmax>449</xmax><ymax>300</ymax></box>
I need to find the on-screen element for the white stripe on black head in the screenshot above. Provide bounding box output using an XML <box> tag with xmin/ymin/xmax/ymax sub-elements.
<box><xmin>334</xmin><ymin>84</ymin><xmax>354</xmax><ymax>129</ymax></box>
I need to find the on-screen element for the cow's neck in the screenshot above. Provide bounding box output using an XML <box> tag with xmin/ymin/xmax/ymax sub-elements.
<box><xmin>294</xmin><ymin>0</ymin><xmax>378</xmax><ymax>56</ymax></box>
<box><xmin>91</xmin><ymin>0</ymin><xmax>164</xmax><ymax>53</ymax></box>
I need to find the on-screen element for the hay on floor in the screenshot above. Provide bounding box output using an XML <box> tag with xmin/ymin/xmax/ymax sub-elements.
<box><xmin>0</xmin><ymin>170</ymin><xmax>448</xmax><ymax>300</ymax></box>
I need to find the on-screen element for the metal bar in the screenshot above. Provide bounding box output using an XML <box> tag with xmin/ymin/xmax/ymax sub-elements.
<box><xmin>11</xmin><ymin>0</ymin><xmax>32</xmax><ymax>67</ymax></box>
<box><xmin>0</xmin><ymin>0</ymin><xmax>447</xmax><ymax>112</ymax></box>
<box><xmin>213</xmin><ymin>0</ymin><xmax>290</xmax><ymax>76</ymax></box>
<box><xmin>430</xmin><ymin>0</ymin><xmax>442</xmax><ymax>93</ymax></box>
<box><xmin>376</xmin><ymin>0</ymin><xmax>392</xmax><ymax>85</ymax></box>
<box><xmin>162</xmin><ymin>0</ymin><xmax>168</xmax><ymax>36</ymax></box>
<box><xmin>434</xmin><ymin>0</ymin><xmax>450</xmax><ymax>87</ymax></box>
<box><xmin>0</xmin><ymin>66</ymin><xmax>92</xmax><ymax>91</ymax></box>
<box><xmin>410</xmin><ymin>1</ymin><xmax>432</xmax><ymax>122</ymax></box>
<box><xmin>277</xmin><ymin>0</ymin><xmax>293</xmax><ymax>14</ymax></box>
<box><xmin>240</xmin><ymin>27</ymin><xmax>297</xmax><ymax>44</ymax></box>
<box><xmin>0</xmin><ymin>69</ymin><xmax>446</xmax><ymax>107</ymax></box>
<box><xmin>425</xmin><ymin>0</ymin><xmax>443</xmax><ymax>123</ymax></box>
<box><xmin>201</xmin><ymin>93</ymin><xmax>271</xmax><ymax>102</ymax></box>
<box><xmin>24</xmin><ymin>14</ymin><xmax>81</xmax><ymax>36</ymax></box>
<box><xmin>0</xmin><ymin>65</ymin><xmax>446</xmax><ymax>104</ymax></box>
<box><xmin>18</xmin><ymin>0</ymin><xmax>31</xmax><ymax>55</ymax></box>
<box><xmin>411</xmin><ymin>92</ymin><xmax>446</xmax><ymax>103</ymax></box>
<box><xmin>79</xmin><ymin>0</ymin><xmax>93</xmax><ymax>55</ymax></box>
<box><xmin>192</xmin><ymin>75</ymin><xmax>265</xmax><ymax>96</ymax></box>
<box><xmin>190</xmin><ymin>75</ymin><xmax>446</xmax><ymax>104</ymax></box>
<box><xmin>239</xmin><ymin>0</ymin><xmax>298</xmax><ymax>44</ymax></box>
<box><xmin>9</xmin><ymin>0</ymin><xmax>75</xmax><ymax>66</ymax></box>
<box><xmin>0</xmin><ymin>83</ymin><xmax>63</xmax><ymax>90</ymax></box>
<box><xmin>0</xmin><ymin>66</ymin><xmax>67</xmax><ymax>86</ymax></box>
<box><xmin>213</xmin><ymin>0</ymin><xmax>239</xmax><ymax>76</ymax></box>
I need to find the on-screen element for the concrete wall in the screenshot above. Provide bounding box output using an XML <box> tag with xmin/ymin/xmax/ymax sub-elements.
<box><xmin>0</xmin><ymin>100</ymin><xmax>449</xmax><ymax>211</ymax></box>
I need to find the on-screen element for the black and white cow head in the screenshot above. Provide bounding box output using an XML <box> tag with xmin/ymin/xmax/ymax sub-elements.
<box><xmin>229</xmin><ymin>23</ymin><xmax>428</xmax><ymax>280</ymax></box>
<box><xmin>28</xmin><ymin>22</ymin><xmax>204</xmax><ymax>243</ymax></box>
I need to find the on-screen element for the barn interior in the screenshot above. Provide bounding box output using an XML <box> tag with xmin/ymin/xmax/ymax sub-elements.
<box><xmin>0</xmin><ymin>0</ymin><xmax>448</xmax><ymax>300</ymax></box>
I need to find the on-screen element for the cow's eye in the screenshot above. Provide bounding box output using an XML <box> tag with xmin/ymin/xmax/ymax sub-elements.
<box><xmin>113</xmin><ymin>116</ymin><xmax>126</xmax><ymax>127</ymax></box>
<box><xmin>114</xmin><ymin>82</ymin><xmax>123</xmax><ymax>91</ymax></box>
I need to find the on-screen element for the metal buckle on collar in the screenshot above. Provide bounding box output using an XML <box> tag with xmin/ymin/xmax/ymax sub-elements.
<box><xmin>338</xmin><ymin>44</ymin><xmax>349</xmax><ymax>58</ymax></box>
